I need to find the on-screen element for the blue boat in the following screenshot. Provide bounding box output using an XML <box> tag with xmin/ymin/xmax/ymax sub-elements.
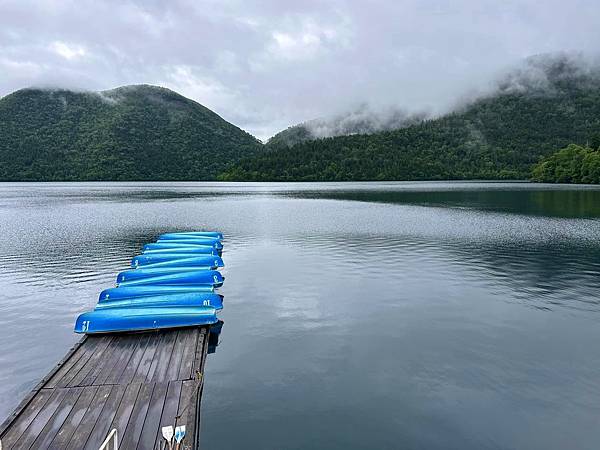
<box><xmin>116</xmin><ymin>268</ymin><xmax>224</xmax><ymax>286</ymax></box>
<box><xmin>131</xmin><ymin>254</ymin><xmax>224</xmax><ymax>269</ymax></box>
<box><xmin>156</xmin><ymin>237</ymin><xmax>222</xmax><ymax>247</ymax></box>
<box><xmin>142</xmin><ymin>246</ymin><xmax>219</xmax><ymax>256</ymax></box>
<box><xmin>144</xmin><ymin>241</ymin><xmax>222</xmax><ymax>251</ymax></box>
<box><xmin>74</xmin><ymin>306</ymin><xmax>218</xmax><ymax>334</ymax></box>
<box><xmin>95</xmin><ymin>292</ymin><xmax>224</xmax><ymax>311</ymax></box>
<box><xmin>99</xmin><ymin>285</ymin><xmax>214</xmax><ymax>302</ymax></box>
<box><xmin>160</xmin><ymin>231</ymin><xmax>223</xmax><ymax>240</ymax></box>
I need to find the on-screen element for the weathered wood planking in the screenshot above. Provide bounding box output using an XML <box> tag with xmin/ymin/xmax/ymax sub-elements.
<box><xmin>0</xmin><ymin>327</ymin><xmax>209</xmax><ymax>450</ymax></box>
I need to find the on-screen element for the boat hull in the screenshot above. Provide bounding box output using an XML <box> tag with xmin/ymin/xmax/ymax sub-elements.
<box><xmin>144</xmin><ymin>241</ymin><xmax>222</xmax><ymax>250</ymax></box>
<box><xmin>74</xmin><ymin>306</ymin><xmax>218</xmax><ymax>334</ymax></box>
<box><xmin>116</xmin><ymin>268</ymin><xmax>224</xmax><ymax>286</ymax></box>
<box><xmin>95</xmin><ymin>292</ymin><xmax>224</xmax><ymax>310</ymax></box>
<box><xmin>131</xmin><ymin>254</ymin><xmax>224</xmax><ymax>268</ymax></box>
<box><xmin>142</xmin><ymin>246</ymin><xmax>218</xmax><ymax>255</ymax></box>
<box><xmin>99</xmin><ymin>285</ymin><xmax>214</xmax><ymax>302</ymax></box>
<box><xmin>160</xmin><ymin>231</ymin><xmax>223</xmax><ymax>240</ymax></box>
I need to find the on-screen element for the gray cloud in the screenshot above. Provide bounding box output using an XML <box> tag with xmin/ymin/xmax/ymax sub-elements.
<box><xmin>1</xmin><ymin>0</ymin><xmax>600</xmax><ymax>140</ymax></box>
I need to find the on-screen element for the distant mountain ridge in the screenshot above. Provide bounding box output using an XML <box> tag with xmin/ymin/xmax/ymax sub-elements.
<box><xmin>267</xmin><ymin>106</ymin><xmax>428</xmax><ymax>149</ymax></box>
<box><xmin>220</xmin><ymin>53</ymin><xmax>600</xmax><ymax>181</ymax></box>
<box><xmin>0</xmin><ymin>84</ymin><xmax>262</xmax><ymax>181</ymax></box>
<box><xmin>2</xmin><ymin>53</ymin><xmax>599</xmax><ymax>182</ymax></box>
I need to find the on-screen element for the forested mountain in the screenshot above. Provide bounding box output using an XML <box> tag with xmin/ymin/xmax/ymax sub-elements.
<box><xmin>3</xmin><ymin>54</ymin><xmax>600</xmax><ymax>182</ymax></box>
<box><xmin>221</xmin><ymin>55</ymin><xmax>600</xmax><ymax>181</ymax></box>
<box><xmin>0</xmin><ymin>85</ymin><xmax>262</xmax><ymax>181</ymax></box>
<box><xmin>266</xmin><ymin>107</ymin><xmax>427</xmax><ymax>150</ymax></box>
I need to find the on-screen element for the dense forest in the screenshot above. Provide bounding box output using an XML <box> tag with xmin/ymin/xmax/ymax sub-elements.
<box><xmin>220</xmin><ymin>56</ymin><xmax>600</xmax><ymax>181</ymax></box>
<box><xmin>266</xmin><ymin>107</ymin><xmax>426</xmax><ymax>150</ymax></box>
<box><xmin>2</xmin><ymin>55</ymin><xmax>600</xmax><ymax>182</ymax></box>
<box><xmin>0</xmin><ymin>85</ymin><xmax>262</xmax><ymax>181</ymax></box>
<box><xmin>531</xmin><ymin>144</ymin><xmax>600</xmax><ymax>183</ymax></box>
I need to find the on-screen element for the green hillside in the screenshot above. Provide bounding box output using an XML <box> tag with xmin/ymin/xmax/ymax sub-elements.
<box><xmin>266</xmin><ymin>108</ymin><xmax>426</xmax><ymax>150</ymax></box>
<box><xmin>0</xmin><ymin>85</ymin><xmax>262</xmax><ymax>181</ymax></box>
<box><xmin>221</xmin><ymin>56</ymin><xmax>600</xmax><ymax>181</ymax></box>
<box><xmin>532</xmin><ymin>144</ymin><xmax>600</xmax><ymax>183</ymax></box>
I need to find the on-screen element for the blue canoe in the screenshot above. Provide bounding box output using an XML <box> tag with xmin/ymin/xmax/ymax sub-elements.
<box><xmin>95</xmin><ymin>292</ymin><xmax>224</xmax><ymax>311</ymax></box>
<box><xmin>160</xmin><ymin>231</ymin><xmax>223</xmax><ymax>240</ymax></box>
<box><xmin>144</xmin><ymin>241</ymin><xmax>222</xmax><ymax>251</ymax></box>
<box><xmin>116</xmin><ymin>268</ymin><xmax>224</xmax><ymax>286</ymax></box>
<box><xmin>131</xmin><ymin>254</ymin><xmax>224</xmax><ymax>269</ymax></box>
<box><xmin>155</xmin><ymin>238</ymin><xmax>223</xmax><ymax>247</ymax></box>
<box><xmin>99</xmin><ymin>285</ymin><xmax>214</xmax><ymax>302</ymax></box>
<box><xmin>142</xmin><ymin>246</ymin><xmax>219</xmax><ymax>256</ymax></box>
<box><xmin>74</xmin><ymin>306</ymin><xmax>218</xmax><ymax>334</ymax></box>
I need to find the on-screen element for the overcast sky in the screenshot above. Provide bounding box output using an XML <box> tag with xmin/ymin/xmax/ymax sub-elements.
<box><xmin>1</xmin><ymin>0</ymin><xmax>600</xmax><ymax>140</ymax></box>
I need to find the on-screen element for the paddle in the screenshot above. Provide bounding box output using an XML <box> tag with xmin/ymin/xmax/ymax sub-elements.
<box><xmin>174</xmin><ymin>425</ymin><xmax>186</xmax><ymax>450</ymax></box>
<box><xmin>162</xmin><ymin>425</ymin><xmax>174</xmax><ymax>450</ymax></box>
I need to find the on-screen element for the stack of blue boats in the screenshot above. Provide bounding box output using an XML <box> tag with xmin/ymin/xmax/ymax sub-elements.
<box><xmin>74</xmin><ymin>231</ymin><xmax>225</xmax><ymax>334</ymax></box>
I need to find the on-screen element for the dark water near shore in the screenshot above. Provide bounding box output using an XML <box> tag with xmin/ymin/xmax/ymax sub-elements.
<box><xmin>0</xmin><ymin>181</ymin><xmax>599</xmax><ymax>449</ymax></box>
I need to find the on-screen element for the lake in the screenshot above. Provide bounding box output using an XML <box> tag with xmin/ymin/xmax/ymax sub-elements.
<box><xmin>0</xmin><ymin>181</ymin><xmax>599</xmax><ymax>450</ymax></box>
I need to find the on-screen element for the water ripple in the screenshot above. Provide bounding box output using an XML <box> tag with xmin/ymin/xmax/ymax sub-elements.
<box><xmin>0</xmin><ymin>182</ymin><xmax>600</xmax><ymax>450</ymax></box>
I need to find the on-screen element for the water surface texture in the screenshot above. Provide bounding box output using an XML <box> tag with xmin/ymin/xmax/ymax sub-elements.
<box><xmin>0</xmin><ymin>182</ymin><xmax>599</xmax><ymax>450</ymax></box>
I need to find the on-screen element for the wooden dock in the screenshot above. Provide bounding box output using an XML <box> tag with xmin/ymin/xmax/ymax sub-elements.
<box><xmin>0</xmin><ymin>327</ymin><xmax>209</xmax><ymax>450</ymax></box>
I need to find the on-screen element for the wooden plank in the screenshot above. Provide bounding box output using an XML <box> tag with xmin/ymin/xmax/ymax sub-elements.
<box><xmin>118</xmin><ymin>383</ymin><xmax>155</xmax><ymax>450</ymax></box>
<box><xmin>0</xmin><ymin>337</ymin><xmax>86</xmax><ymax>438</ymax></box>
<box><xmin>150</xmin><ymin>381</ymin><xmax>181</xmax><ymax>450</ymax></box>
<box><xmin>79</xmin><ymin>338</ymin><xmax>122</xmax><ymax>387</ymax></box>
<box><xmin>135</xmin><ymin>382</ymin><xmax>169</xmax><ymax>450</ymax></box>
<box><xmin>181</xmin><ymin>327</ymin><xmax>209</xmax><ymax>450</ymax></box>
<box><xmin>89</xmin><ymin>335</ymin><xmax>132</xmax><ymax>386</ymax></box>
<box><xmin>67</xmin><ymin>337</ymin><xmax>114</xmax><ymax>387</ymax></box>
<box><xmin>29</xmin><ymin>387</ymin><xmax>84</xmax><ymax>449</ymax></box>
<box><xmin>133</xmin><ymin>332</ymin><xmax>163</xmax><ymax>383</ymax></box>
<box><xmin>191</xmin><ymin>329</ymin><xmax>207</xmax><ymax>375</ymax></box>
<box><xmin>52</xmin><ymin>338</ymin><xmax>104</xmax><ymax>389</ymax></box>
<box><xmin>63</xmin><ymin>385</ymin><xmax>112</xmax><ymax>450</ymax></box>
<box><xmin>135</xmin><ymin>382</ymin><xmax>170</xmax><ymax>450</ymax></box>
<box><xmin>1</xmin><ymin>326</ymin><xmax>209</xmax><ymax>450</ymax></box>
<box><xmin>0</xmin><ymin>389</ymin><xmax>54</xmax><ymax>448</ymax></box>
<box><xmin>196</xmin><ymin>385</ymin><xmax>204</xmax><ymax>450</ymax></box>
<box><xmin>11</xmin><ymin>388</ymin><xmax>68</xmax><ymax>450</ymax></box>
<box><xmin>146</xmin><ymin>332</ymin><xmax>177</xmax><ymax>383</ymax></box>
<box><xmin>43</xmin><ymin>342</ymin><xmax>88</xmax><ymax>389</ymax></box>
<box><xmin>175</xmin><ymin>380</ymin><xmax>199</xmax><ymax>450</ymax></box>
<box><xmin>47</xmin><ymin>385</ymin><xmax>98</xmax><ymax>449</ymax></box>
<box><xmin>88</xmin><ymin>383</ymin><xmax>141</xmax><ymax>450</ymax></box>
<box><xmin>119</xmin><ymin>333</ymin><xmax>152</xmax><ymax>385</ymax></box>
<box><xmin>178</xmin><ymin>329</ymin><xmax>199</xmax><ymax>381</ymax></box>
<box><xmin>79</xmin><ymin>385</ymin><xmax>126</xmax><ymax>450</ymax></box>
<box><xmin>98</xmin><ymin>336</ymin><xmax>139</xmax><ymax>385</ymax></box>
<box><xmin>165</xmin><ymin>330</ymin><xmax>190</xmax><ymax>381</ymax></box>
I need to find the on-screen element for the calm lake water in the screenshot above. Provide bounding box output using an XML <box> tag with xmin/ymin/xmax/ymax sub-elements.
<box><xmin>1</xmin><ymin>181</ymin><xmax>599</xmax><ymax>450</ymax></box>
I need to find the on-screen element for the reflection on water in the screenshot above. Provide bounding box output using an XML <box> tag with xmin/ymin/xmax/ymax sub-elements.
<box><xmin>208</xmin><ymin>321</ymin><xmax>224</xmax><ymax>354</ymax></box>
<box><xmin>0</xmin><ymin>182</ymin><xmax>599</xmax><ymax>450</ymax></box>
<box><xmin>290</xmin><ymin>183</ymin><xmax>600</xmax><ymax>218</ymax></box>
